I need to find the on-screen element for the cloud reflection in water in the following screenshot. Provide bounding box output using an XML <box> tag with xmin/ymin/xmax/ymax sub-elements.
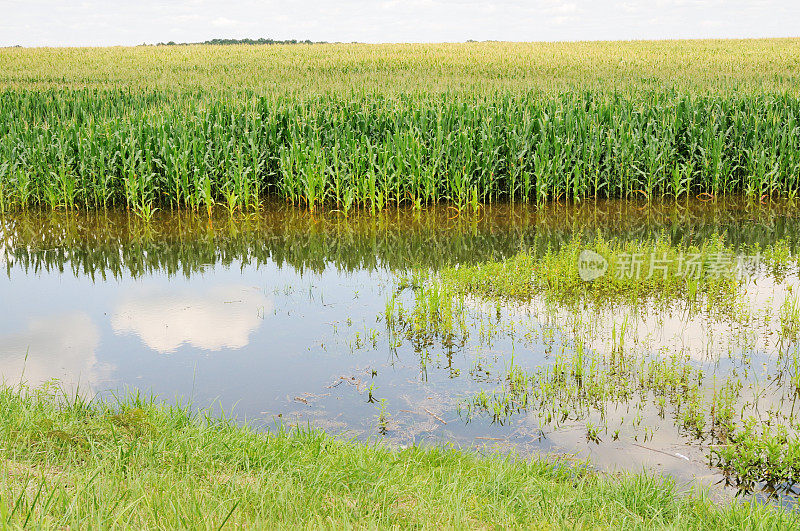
<box><xmin>111</xmin><ymin>285</ymin><xmax>271</xmax><ymax>354</ymax></box>
<box><xmin>0</xmin><ymin>312</ymin><xmax>107</xmax><ymax>391</ymax></box>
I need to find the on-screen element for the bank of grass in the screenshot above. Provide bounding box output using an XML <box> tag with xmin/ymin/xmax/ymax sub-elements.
<box><xmin>0</xmin><ymin>384</ymin><xmax>792</xmax><ymax>528</ymax></box>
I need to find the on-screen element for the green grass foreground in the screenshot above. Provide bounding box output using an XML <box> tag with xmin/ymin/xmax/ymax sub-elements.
<box><xmin>0</xmin><ymin>385</ymin><xmax>794</xmax><ymax>528</ymax></box>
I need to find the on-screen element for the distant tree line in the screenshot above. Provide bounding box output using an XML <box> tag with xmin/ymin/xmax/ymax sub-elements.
<box><xmin>154</xmin><ymin>38</ymin><xmax>328</xmax><ymax>46</ymax></box>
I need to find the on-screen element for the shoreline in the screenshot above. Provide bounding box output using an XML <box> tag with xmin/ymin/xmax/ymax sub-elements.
<box><xmin>0</xmin><ymin>383</ymin><xmax>794</xmax><ymax>527</ymax></box>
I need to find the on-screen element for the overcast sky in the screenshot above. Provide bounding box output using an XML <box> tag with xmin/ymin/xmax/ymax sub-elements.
<box><xmin>1</xmin><ymin>1</ymin><xmax>797</xmax><ymax>47</ymax></box>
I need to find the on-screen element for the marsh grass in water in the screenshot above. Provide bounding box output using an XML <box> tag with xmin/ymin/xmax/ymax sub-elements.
<box><xmin>394</xmin><ymin>235</ymin><xmax>756</xmax><ymax>317</ymax></box>
<box><xmin>713</xmin><ymin>421</ymin><xmax>800</xmax><ymax>496</ymax></box>
<box><xmin>386</xmin><ymin>235</ymin><xmax>800</xmax><ymax>497</ymax></box>
<box><xmin>1</xmin><ymin>384</ymin><xmax>794</xmax><ymax>528</ymax></box>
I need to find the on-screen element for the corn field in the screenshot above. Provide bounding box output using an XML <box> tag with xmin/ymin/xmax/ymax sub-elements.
<box><xmin>1</xmin><ymin>40</ymin><xmax>799</xmax><ymax>213</ymax></box>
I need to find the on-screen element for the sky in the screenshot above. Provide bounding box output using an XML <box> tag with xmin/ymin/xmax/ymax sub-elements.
<box><xmin>0</xmin><ymin>0</ymin><xmax>797</xmax><ymax>47</ymax></box>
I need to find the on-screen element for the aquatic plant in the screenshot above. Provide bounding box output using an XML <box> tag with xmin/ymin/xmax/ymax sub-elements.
<box><xmin>384</xmin><ymin>234</ymin><xmax>800</xmax><ymax>496</ymax></box>
<box><xmin>712</xmin><ymin>421</ymin><xmax>800</xmax><ymax>496</ymax></box>
<box><xmin>398</xmin><ymin>235</ymin><xmax>749</xmax><ymax>313</ymax></box>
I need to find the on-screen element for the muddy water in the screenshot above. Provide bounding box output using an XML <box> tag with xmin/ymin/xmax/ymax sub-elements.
<box><xmin>2</xmin><ymin>198</ymin><xmax>800</xmax><ymax>504</ymax></box>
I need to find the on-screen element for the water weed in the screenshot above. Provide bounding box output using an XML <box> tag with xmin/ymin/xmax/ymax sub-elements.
<box><xmin>385</xmin><ymin>235</ymin><xmax>800</xmax><ymax>496</ymax></box>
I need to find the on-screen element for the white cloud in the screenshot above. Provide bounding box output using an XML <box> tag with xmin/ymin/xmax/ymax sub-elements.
<box><xmin>0</xmin><ymin>0</ymin><xmax>796</xmax><ymax>45</ymax></box>
<box><xmin>615</xmin><ymin>1</ymin><xmax>641</xmax><ymax>13</ymax></box>
<box><xmin>542</xmin><ymin>2</ymin><xmax>579</xmax><ymax>15</ymax></box>
<box><xmin>211</xmin><ymin>16</ymin><xmax>238</xmax><ymax>28</ymax></box>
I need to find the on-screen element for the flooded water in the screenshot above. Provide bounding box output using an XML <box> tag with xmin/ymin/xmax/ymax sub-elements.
<box><xmin>2</xmin><ymin>198</ymin><xmax>800</xmax><ymax>505</ymax></box>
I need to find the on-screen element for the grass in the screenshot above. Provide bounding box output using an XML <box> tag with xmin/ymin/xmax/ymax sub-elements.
<box><xmin>394</xmin><ymin>235</ymin><xmax>753</xmax><ymax>318</ymax></box>
<box><xmin>1</xmin><ymin>40</ymin><xmax>800</xmax><ymax>213</ymax></box>
<box><xmin>0</xmin><ymin>383</ymin><xmax>795</xmax><ymax>529</ymax></box>
<box><xmin>713</xmin><ymin>420</ymin><xmax>800</xmax><ymax>496</ymax></box>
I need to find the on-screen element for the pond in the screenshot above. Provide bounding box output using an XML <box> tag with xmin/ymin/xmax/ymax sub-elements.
<box><xmin>2</xmin><ymin>198</ymin><xmax>800</xmax><ymax>505</ymax></box>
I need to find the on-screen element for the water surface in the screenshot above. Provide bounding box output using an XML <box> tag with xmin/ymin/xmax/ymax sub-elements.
<box><xmin>3</xmin><ymin>198</ymin><xmax>800</xmax><ymax>504</ymax></box>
